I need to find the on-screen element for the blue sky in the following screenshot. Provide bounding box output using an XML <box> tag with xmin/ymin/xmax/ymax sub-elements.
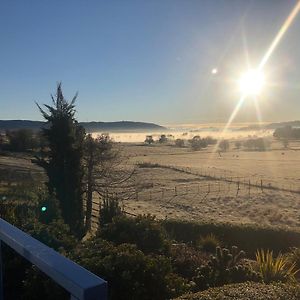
<box><xmin>0</xmin><ymin>0</ymin><xmax>299</xmax><ymax>124</ymax></box>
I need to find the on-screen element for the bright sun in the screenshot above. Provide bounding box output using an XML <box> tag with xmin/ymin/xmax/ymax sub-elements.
<box><xmin>239</xmin><ymin>69</ymin><xmax>265</xmax><ymax>96</ymax></box>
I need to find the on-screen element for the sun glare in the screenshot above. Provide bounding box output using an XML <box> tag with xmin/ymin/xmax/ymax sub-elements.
<box><xmin>239</xmin><ymin>69</ymin><xmax>265</xmax><ymax>96</ymax></box>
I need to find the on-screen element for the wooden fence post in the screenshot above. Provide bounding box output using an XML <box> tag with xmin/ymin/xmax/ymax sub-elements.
<box><xmin>248</xmin><ymin>180</ymin><xmax>251</xmax><ymax>196</ymax></box>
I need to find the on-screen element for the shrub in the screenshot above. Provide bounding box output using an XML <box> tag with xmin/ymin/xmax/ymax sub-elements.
<box><xmin>256</xmin><ymin>249</ymin><xmax>298</xmax><ymax>283</ymax></box>
<box><xmin>174</xmin><ymin>282</ymin><xmax>300</xmax><ymax>300</ymax></box>
<box><xmin>99</xmin><ymin>197</ymin><xmax>122</xmax><ymax>227</ymax></box>
<box><xmin>144</xmin><ymin>135</ymin><xmax>154</xmax><ymax>144</ymax></box>
<box><xmin>22</xmin><ymin>266</ymin><xmax>68</xmax><ymax>300</ymax></box>
<box><xmin>99</xmin><ymin>214</ymin><xmax>170</xmax><ymax>254</ymax></box>
<box><xmin>23</xmin><ymin>219</ymin><xmax>77</xmax><ymax>252</ymax></box>
<box><xmin>170</xmin><ymin>243</ymin><xmax>209</xmax><ymax>280</ymax></box>
<box><xmin>193</xmin><ymin>246</ymin><xmax>259</xmax><ymax>290</ymax></box>
<box><xmin>197</xmin><ymin>234</ymin><xmax>221</xmax><ymax>253</ymax></box>
<box><xmin>159</xmin><ymin>134</ymin><xmax>168</xmax><ymax>143</ymax></box>
<box><xmin>71</xmin><ymin>238</ymin><xmax>189</xmax><ymax>300</ymax></box>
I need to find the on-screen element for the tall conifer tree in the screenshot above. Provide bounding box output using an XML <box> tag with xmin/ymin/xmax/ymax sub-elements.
<box><xmin>37</xmin><ymin>83</ymin><xmax>85</xmax><ymax>237</ymax></box>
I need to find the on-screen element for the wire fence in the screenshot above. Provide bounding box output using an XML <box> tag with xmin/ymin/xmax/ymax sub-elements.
<box><xmin>136</xmin><ymin>162</ymin><xmax>300</xmax><ymax>194</ymax></box>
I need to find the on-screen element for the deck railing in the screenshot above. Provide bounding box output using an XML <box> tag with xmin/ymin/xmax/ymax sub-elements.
<box><xmin>0</xmin><ymin>218</ymin><xmax>107</xmax><ymax>300</ymax></box>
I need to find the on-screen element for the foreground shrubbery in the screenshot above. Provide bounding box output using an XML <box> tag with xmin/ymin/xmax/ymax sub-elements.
<box><xmin>99</xmin><ymin>214</ymin><xmax>170</xmax><ymax>254</ymax></box>
<box><xmin>175</xmin><ymin>282</ymin><xmax>300</xmax><ymax>300</ymax></box>
<box><xmin>3</xmin><ymin>183</ymin><xmax>300</xmax><ymax>299</ymax></box>
<box><xmin>71</xmin><ymin>238</ymin><xmax>189</xmax><ymax>300</ymax></box>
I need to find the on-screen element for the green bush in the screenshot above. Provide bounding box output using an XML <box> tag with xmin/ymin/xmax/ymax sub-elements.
<box><xmin>99</xmin><ymin>197</ymin><xmax>122</xmax><ymax>227</ymax></box>
<box><xmin>23</xmin><ymin>219</ymin><xmax>77</xmax><ymax>252</ymax></box>
<box><xmin>99</xmin><ymin>215</ymin><xmax>170</xmax><ymax>254</ymax></box>
<box><xmin>193</xmin><ymin>246</ymin><xmax>259</xmax><ymax>290</ymax></box>
<box><xmin>163</xmin><ymin>219</ymin><xmax>300</xmax><ymax>256</ymax></box>
<box><xmin>174</xmin><ymin>282</ymin><xmax>300</xmax><ymax>300</ymax></box>
<box><xmin>170</xmin><ymin>243</ymin><xmax>209</xmax><ymax>280</ymax></box>
<box><xmin>71</xmin><ymin>238</ymin><xmax>189</xmax><ymax>300</ymax></box>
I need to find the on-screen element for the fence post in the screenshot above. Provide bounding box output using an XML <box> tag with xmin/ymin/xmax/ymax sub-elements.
<box><xmin>162</xmin><ymin>188</ymin><xmax>164</xmax><ymax>198</ymax></box>
<box><xmin>261</xmin><ymin>179</ymin><xmax>263</xmax><ymax>192</ymax></box>
<box><xmin>208</xmin><ymin>183</ymin><xmax>210</xmax><ymax>193</ymax></box>
<box><xmin>248</xmin><ymin>180</ymin><xmax>251</xmax><ymax>196</ymax></box>
<box><xmin>174</xmin><ymin>186</ymin><xmax>177</xmax><ymax>196</ymax></box>
<box><xmin>237</xmin><ymin>181</ymin><xmax>240</xmax><ymax>190</ymax></box>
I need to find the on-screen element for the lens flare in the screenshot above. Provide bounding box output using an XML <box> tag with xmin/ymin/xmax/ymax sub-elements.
<box><xmin>239</xmin><ymin>69</ymin><xmax>265</xmax><ymax>96</ymax></box>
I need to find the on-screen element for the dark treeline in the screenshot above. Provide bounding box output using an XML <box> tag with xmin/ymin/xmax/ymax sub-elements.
<box><xmin>273</xmin><ymin>125</ymin><xmax>300</xmax><ymax>139</ymax></box>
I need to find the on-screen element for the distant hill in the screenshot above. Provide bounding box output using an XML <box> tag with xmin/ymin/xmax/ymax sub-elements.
<box><xmin>264</xmin><ymin>120</ymin><xmax>300</xmax><ymax>129</ymax></box>
<box><xmin>0</xmin><ymin>120</ymin><xmax>166</xmax><ymax>132</ymax></box>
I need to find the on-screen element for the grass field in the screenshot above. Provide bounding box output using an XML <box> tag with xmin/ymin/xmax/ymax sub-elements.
<box><xmin>1</xmin><ymin>137</ymin><xmax>300</xmax><ymax>230</ymax></box>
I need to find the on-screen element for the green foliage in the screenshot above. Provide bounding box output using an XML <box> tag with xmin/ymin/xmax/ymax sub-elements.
<box><xmin>170</xmin><ymin>243</ymin><xmax>209</xmax><ymax>280</ymax></box>
<box><xmin>71</xmin><ymin>238</ymin><xmax>189</xmax><ymax>300</ymax></box>
<box><xmin>162</xmin><ymin>219</ymin><xmax>300</xmax><ymax>256</ymax></box>
<box><xmin>99</xmin><ymin>197</ymin><xmax>122</xmax><ymax>227</ymax></box>
<box><xmin>22</xmin><ymin>266</ymin><xmax>68</xmax><ymax>300</ymax></box>
<box><xmin>198</xmin><ymin>234</ymin><xmax>221</xmax><ymax>253</ymax></box>
<box><xmin>256</xmin><ymin>249</ymin><xmax>298</xmax><ymax>284</ymax></box>
<box><xmin>175</xmin><ymin>282</ymin><xmax>300</xmax><ymax>300</ymax></box>
<box><xmin>99</xmin><ymin>215</ymin><xmax>170</xmax><ymax>255</ymax></box>
<box><xmin>23</xmin><ymin>219</ymin><xmax>77</xmax><ymax>252</ymax></box>
<box><xmin>193</xmin><ymin>246</ymin><xmax>259</xmax><ymax>290</ymax></box>
<box><xmin>36</xmin><ymin>83</ymin><xmax>85</xmax><ymax>237</ymax></box>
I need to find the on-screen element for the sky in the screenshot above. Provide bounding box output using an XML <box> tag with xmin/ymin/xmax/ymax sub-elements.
<box><xmin>0</xmin><ymin>0</ymin><xmax>300</xmax><ymax>125</ymax></box>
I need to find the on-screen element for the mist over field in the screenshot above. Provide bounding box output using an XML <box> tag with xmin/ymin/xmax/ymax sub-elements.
<box><xmin>91</xmin><ymin>123</ymin><xmax>273</xmax><ymax>143</ymax></box>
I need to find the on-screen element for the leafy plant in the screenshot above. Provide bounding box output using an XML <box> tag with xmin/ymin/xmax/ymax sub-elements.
<box><xmin>256</xmin><ymin>249</ymin><xmax>299</xmax><ymax>283</ymax></box>
<box><xmin>170</xmin><ymin>243</ymin><xmax>209</xmax><ymax>279</ymax></box>
<box><xmin>193</xmin><ymin>246</ymin><xmax>259</xmax><ymax>290</ymax></box>
<box><xmin>99</xmin><ymin>196</ymin><xmax>122</xmax><ymax>227</ymax></box>
<box><xmin>71</xmin><ymin>238</ymin><xmax>189</xmax><ymax>300</ymax></box>
<box><xmin>99</xmin><ymin>214</ymin><xmax>170</xmax><ymax>254</ymax></box>
<box><xmin>197</xmin><ymin>234</ymin><xmax>221</xmax><ymax>253</ymax></box>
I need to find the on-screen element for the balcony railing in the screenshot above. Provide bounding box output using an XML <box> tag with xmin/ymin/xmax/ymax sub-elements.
<box><xmin>0</xmin><ymin>218</ymin><xmax>107</xmax><ymax>300</ymax></box>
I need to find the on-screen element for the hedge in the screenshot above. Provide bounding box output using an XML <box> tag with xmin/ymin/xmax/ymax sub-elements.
<box><xmin>162</xmin><ymin>219</ymin><xmax>300</xmax><ymax>255</ymax></box>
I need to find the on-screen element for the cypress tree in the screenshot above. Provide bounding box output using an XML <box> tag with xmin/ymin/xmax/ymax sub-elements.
<box><xmin>36</xmin><ymin>83</ymin><xmax>85</xmax><ymax>237</ymax></box>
